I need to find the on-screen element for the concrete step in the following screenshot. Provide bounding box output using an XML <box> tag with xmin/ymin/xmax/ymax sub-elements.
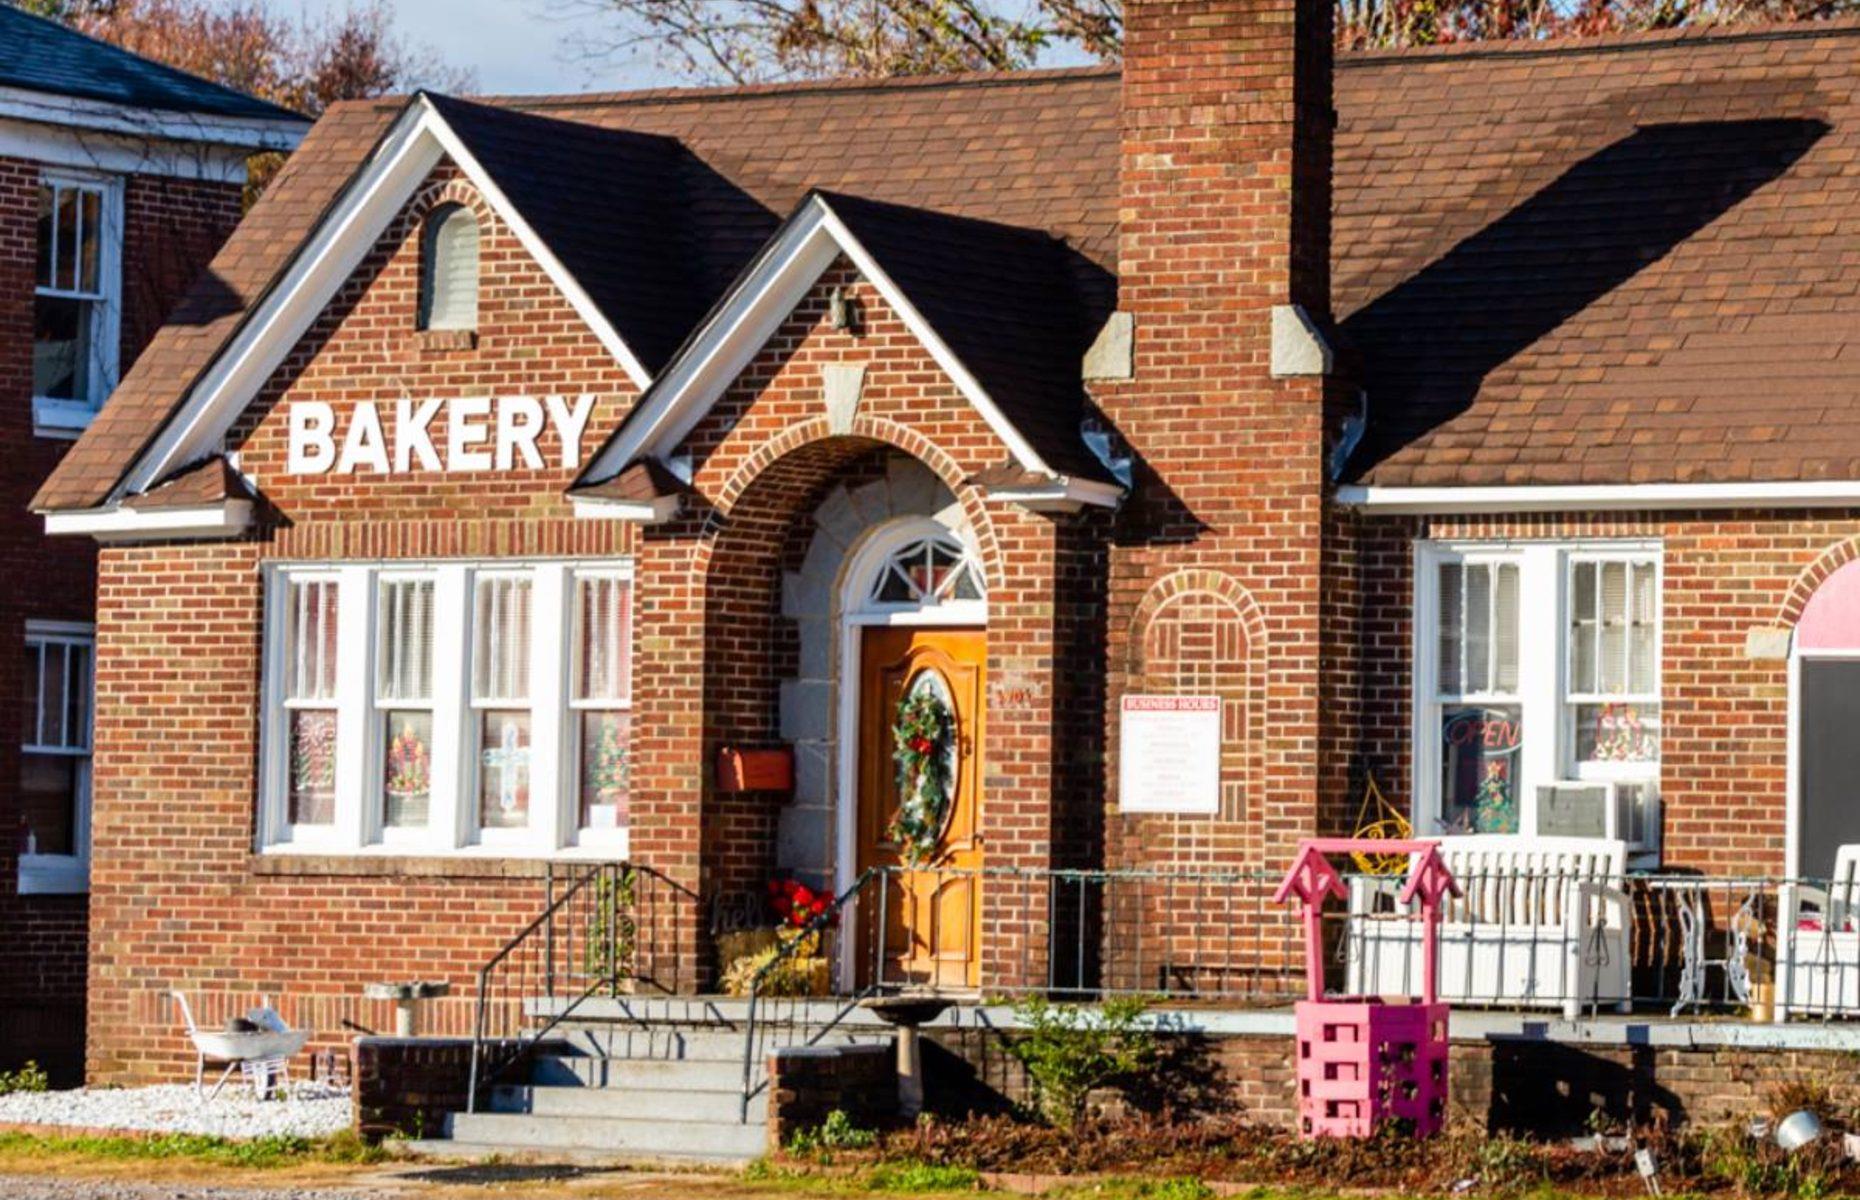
<box><xmin>401</xmin><ymin>1137</ymin><xmax>751</xmax><ymax>1168</ymax></box>
<box><xmin>492</xmin><ymin>1082</ymin><xmax>764</xmax><ymax>1123</ymax></box>
<box><xmin>553</xmin><ymin>1025</ymin><xmax>891</xmax><ymax>1062</ymax></box>
<box><xmin>531</xmin><ymin>1054</ymin><xmax>749</xmax><ymax>1092</ymax></box>
<box><xmin>445</xmin><ymin>1111</ymin><xmax>766</xmax><ymax>1162</ymax></box>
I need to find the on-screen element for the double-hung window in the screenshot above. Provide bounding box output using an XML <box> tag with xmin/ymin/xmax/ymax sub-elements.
<box><xmin>19</xmin><ymin>623</ymin><xmax>94</xmax><ymax>894</ymax></box>
<box><xmin>34</xmin><ymin>173</ymin><xmax>122</xmax><ymax>435</ymax></box>
<box><xmin>1416</xmin><ymin>541</ymin><xmax>1662</xmax><ymax>855</ymax></box>
<box><xmin>573</xmin><ymin>573</ymin><xmax>631</xmax><ymax>842</ymax></box>
<box><xmin>377</xmin><ymin>576</ymin><xmax>436</xmax><ymax>836</ymax></box>
<box><xmin>260</xmin><ymin>560</ymin><xmax>632</xmax><ymax>857</ymax></box>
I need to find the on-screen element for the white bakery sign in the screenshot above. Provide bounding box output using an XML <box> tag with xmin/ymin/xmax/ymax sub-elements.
<box><xmin>285</xmin><ymin>395</ymin><xmax>598</xmax><ymax>475</ymax></box>
<box><xmin>1118</xmin><ymin>694</ymin><xmax>1221</xmax><ymax>814</ymax></box>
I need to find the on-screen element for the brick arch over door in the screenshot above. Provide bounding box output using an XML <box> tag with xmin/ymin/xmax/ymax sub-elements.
<box><xmin>689</xmin><ymin>421</ymin><xmax>999</xmax><ymax>919</ymax></box>
<box><xmin>1116</xmin><ymin>568</ymin><xmax>1269</xmax><ymax>866</ymax></box>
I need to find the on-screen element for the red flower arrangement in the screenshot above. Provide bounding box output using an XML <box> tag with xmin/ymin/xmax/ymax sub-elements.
<box><xmin>768</xmin><ymin>876</ymin><xmax>832</xmax><ymax>930</ymax></box>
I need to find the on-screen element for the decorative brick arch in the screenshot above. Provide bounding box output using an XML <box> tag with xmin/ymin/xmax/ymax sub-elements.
<box><xmin>1124</xmin><ymin>569</ymin><xmax>1268</xmax><ymax>827</ymax></box>
<box><xmin>1777</xmin><ymin>535</ymin><xmax>1860</xmax><ymax>632</ymax></box>
<box><xmin>697</xmin><ymin>414</ymin><xmax>998</xmax><ymax>578</ymax></box>
<box><xmin>399</xmin><ymin>175</ymin><xmax>495</xmax><ymax>243</ymax></box>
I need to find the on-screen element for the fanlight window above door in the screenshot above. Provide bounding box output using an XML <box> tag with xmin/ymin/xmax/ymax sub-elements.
<box><xmin>869</xmin><ymin>535</ymin><xmax>984</xmax><ymax>607</ymax></box>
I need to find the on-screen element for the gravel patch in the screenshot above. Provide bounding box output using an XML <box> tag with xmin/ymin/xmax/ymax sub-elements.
<box><xmin>0</xmin><ymin>1085</ymin><xmax>350</xmax><ymax>1141</ymax></box>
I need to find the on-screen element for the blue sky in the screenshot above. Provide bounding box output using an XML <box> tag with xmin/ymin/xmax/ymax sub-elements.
<box><xmin>292</xmin><ymin>0</ymin><xmax>1095</xmax><ymax>97</ymax></box>
<box><xmin>324</xmin><ymin>0</ymin><xmax>669</xmax><ymax>96</ymax></box>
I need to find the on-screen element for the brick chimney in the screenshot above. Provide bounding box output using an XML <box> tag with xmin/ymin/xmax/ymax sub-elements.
<box><xmin>1099</xmin><ymin>0</ymin><xmax>1340</xmax><ymax>871</ymax></box>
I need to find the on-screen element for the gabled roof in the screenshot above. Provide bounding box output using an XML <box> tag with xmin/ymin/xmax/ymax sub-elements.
<box><xmin>0</xmin><ymin>4</ymin><xmax>305</xmax><ymax>125</ymax></box>
<box><xmin>38</xmin><ymin>20</ymin><xmax>1860</xmax><ymax>517</ymax></box>
<box><xmin>577</xmin><ymin>190</ymin><xmax>1117</xmax><ymax>502</ymax></box>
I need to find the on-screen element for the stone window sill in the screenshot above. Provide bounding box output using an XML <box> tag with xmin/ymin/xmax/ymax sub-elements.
<box><xmin>249</xmin><ymin>853</ymin><xmax>565</xmax><ymax>880</ymax></box>
<box><xmin>414</xmin><ymin>328</ymin><xmax>477</xmax><ymax>353</ymax></box>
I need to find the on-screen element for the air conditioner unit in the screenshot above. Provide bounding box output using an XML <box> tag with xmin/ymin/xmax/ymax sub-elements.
<box><xmin>1534</xmin><ymin>780</ymin><xmax>1621</xmax><ymax>841</ymax></box>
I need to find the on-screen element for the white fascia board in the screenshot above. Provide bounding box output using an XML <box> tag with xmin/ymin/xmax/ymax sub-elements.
<box><xmin>44</xmin><ymin>499</ymin><xmax>252</xmax><ymax>541</ymax></box>
<box><xmin>0</xmin><ymin>114</ymin><xmax>253</xmax><ymax>182</ymax></box>
<box><xmin>0</xmin><ymin>86</ymin><xmax>306</xmax><ymax>151</ymax></box>
<box><xmin>582</xmin><ymin>194</ymin><xmax>1062</xmax><ymax>489</ymax></box>
<box><xmin>569</xmin><ymin>494</ymin><xmax>681</xmax><ymax>523</ymax></box>
<box><xmin>985</xmin><ymin>475</ymin><xmax>1122</xmax><ymax>512</ymax></box>
<box><xmin>119</xmin><ymin>96</ymin><xmax>652</xmax><ymax>500</ymax></box>
<box><xmin>1336</xmin><ymin>480</ymin><xmax>1860</xmax><ymax>514</ymax></box>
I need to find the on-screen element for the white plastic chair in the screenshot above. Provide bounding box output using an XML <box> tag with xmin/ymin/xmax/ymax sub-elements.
<box><xmin>173</xmin><ymin>992</ymin><xmax>309</xmax><ymax>1102</ymax></box>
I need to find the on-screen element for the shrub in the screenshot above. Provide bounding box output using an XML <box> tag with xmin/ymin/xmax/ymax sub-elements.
<box><xmin>1007</xmin><ymin>995</ymin><xmax>1159</xmax><ymax>1130</ymax></box>
<box><xmin>862</xmin><ymin>1159</ymin><xmax>981</xmax><ymax>1192</ymax></box>
<box><xmin>0</xmin><ymin>1062</ymin><xmax>48</xmax><ymax>1095</ymax></box>
<box><xmin>787</xmin><ymin>1108</ymin><xmax>878</xmax><ymax>1156</ymax></box>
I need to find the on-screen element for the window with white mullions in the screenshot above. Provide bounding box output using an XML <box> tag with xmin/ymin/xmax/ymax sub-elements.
<box><xmin>472</xmin><ymin>574</ymin><xmax>533</xmax><ymax>832</ymax></box>
<box><xmin>1430</xmin><ymin>557</ymin><xmax>1524</xmax><ymax>835</ymax></box>
<box><xmin>572</xmin><ymin>573</ymin><xmax>631</xmax><ymax>839</ymax></box>
<box><xmin>869</xmin><ymin>535</ymin><xmax>984</xmax><ymax>608</ymax></box>
<box><xmin>20</xmin><ymin>626</ymin><xmax>93</xmax><ymax>876</ymax></box>
<box><xmin>33</xmin><ymin>174</ymin><xmax>121</xmax><ymax>428</ymax></box>
<box><xmin>283</xmin><ymin>577</ymin><xmax>340</xmax><ymax>828</ymax></box>
<box><xmin>1416</xmin><ymin>541</ymin><xmax>1663</xmax><ymax>855</ymax></box>
<box><xmin>1565</xmin><ymin>553</ymin><xmax>1662</xmax><ymax>848</ymax></box>
<box><xmin>376</xmin><ymin>576</ymin><xmax>436</xmax><ymax>832</ymax></box>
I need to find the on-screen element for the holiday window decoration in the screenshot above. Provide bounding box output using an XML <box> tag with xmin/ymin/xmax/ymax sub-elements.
<box><xmin>888</xmin><ymin>672</ymin><xmax>957</xmax><ymax>866</ymax></box>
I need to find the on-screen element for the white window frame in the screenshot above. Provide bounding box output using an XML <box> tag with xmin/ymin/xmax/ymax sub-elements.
<box><xmin>33</xmin><ymin>170</ymin><xmax>123</xmax><ymax>438</ymax></box>
<box><xmin>1413</xmin><ymin>539</ymin><xmax>1662</xmax><ymax>850</ymax></box>
<box><xmin>18</xmin><ymin>620</ymin><xmax>94</xmax><ymax>895</ymax></box>
<box><xmin>372</xmin><ymin>571</ymin><xmax>439</xmax><ymax>849</ymax></box>
<box><xmin>257</xmin><ymin>559</ymin><xmax>627</xmax><ymax>859</ymax></box>
<box><xmin>569</xmin><ymin>568</ymin><xmax>633</xmax><ymax>850</ymax></box>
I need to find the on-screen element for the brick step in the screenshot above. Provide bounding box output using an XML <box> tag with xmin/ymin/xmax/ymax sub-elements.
<box><xmin>443</xmin><ymin>1111</ymin><xmax>766</xmax><ymax>1163</ymax></box>
<box><xmin>492</xmin><ymin>1081</ymin><xmax>765</xmax><ymax>1123</ymax></box>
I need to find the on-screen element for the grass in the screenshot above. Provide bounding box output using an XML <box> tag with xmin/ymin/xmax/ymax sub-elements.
<box><xmin>744</xmin><ymin>1157</ymin><xmax>987</xmax><ymax>1194</ymax></box>
<box><xmin>0</xmin><ymin>1127</ymin><xmax>387</xmax><ymax>1169</ymax></box>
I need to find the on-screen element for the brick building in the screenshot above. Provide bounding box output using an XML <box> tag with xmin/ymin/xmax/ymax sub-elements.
<box><xmin>27</xmin><ymin>0</ymin><xmax>1860</xmax><ymax>1084</ymax></box>
<box><xmin>0</xmin><ymin>6</ymin><xmax>306</xmax><ymax>1080</ymax></box>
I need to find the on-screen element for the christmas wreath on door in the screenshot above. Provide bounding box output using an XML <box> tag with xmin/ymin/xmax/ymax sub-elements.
<box><xmin>889</xmin><ymin>671</ymin><xmax>957</xmax><ymax>866</ymax></box>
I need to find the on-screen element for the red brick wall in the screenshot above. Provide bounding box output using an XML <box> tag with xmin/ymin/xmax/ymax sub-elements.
<box><xmin>1337</xmin><ymin>509</ymin><xmax>1860</xmax><ymax>875</ymax></box>
<box><xmin>1085</xmin><ymin>0</ymin><xmax>1341</xmax><ymax>988</ymax></box>
<box><xmin>0</xmin><ymin>153</ymin><xmax>240</xmax><ymax>1081</ymax></box>
<box><xmin>87</xmin><ymin>166</ymin><xmax>640</xmax><ymax>1083</ymax></box>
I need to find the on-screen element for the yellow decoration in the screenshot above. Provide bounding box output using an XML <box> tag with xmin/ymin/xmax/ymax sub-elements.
<box><xmin>1350</xmin><ymin>774</ymin><xmax>1412</xmax><ymax>875</ymax></box>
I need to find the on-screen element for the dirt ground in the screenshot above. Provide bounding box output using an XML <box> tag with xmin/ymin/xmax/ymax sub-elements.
<box><xmin>0</xmin><ymin>1157</ymin><xmax>821</xmax><ymax>1200</ymax></box>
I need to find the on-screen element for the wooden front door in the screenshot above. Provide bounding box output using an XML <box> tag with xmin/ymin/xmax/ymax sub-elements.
<box><xmin>857</xmin><ymin>626</ymin><xmax>985</xmax><ymax>991</ymax></box>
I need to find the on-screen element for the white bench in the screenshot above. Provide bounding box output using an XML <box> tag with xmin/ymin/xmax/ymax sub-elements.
<box><xmin>1346</xmin><ymin>836</ymin><xmax>1631</xmax><ymax>1020</ymax></box>
<box><xmin>1777</xmin><ymin>845</ymin><xmax>1860</xmax><ymax>1021</ymax></box>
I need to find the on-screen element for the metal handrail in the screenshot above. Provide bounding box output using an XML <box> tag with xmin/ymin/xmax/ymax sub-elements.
<box><xmin>468</xmin><ymin>861</ymin><xmax>631</xmax><ymax>1111</ymax></box>
<box><xmin>739</xmin><ymin>867</ymin><xmax>880</xmax><ymax>1122</ymax></box>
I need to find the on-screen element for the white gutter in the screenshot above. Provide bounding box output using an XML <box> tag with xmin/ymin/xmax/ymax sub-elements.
<box><xmin>0</xmin><ymin>86</ymin><xmax>306</xmax><ymax>151</ymax></box>
<box><xmin>43</xmin><ymin>500</ymin><xmax>252</xmax><ymax>541</ymax></box>
<box><xmin>569</xmin><ymin>494</ymin><xmax>682</xmax><ymax>524</ymax></box>
<box><xmin>1335</xmin><ymin>480</ymin><xmax>1860</xmax><ymax>514</ymax></box>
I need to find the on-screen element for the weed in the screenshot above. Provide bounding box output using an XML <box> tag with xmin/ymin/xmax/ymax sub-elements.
<box><xmin>1009</xmin><ymin>996</ymin><xmax>1159</xmax><ymax>1130</ymax></box>
<box><xmin>789</xmin><ymin>1109</ymin><xmax>880</xmax><ymax>1156</ymax></box>
<box><xmin>0</xmin><ymin>1129</ymin><xmax>386</xmax><ymax>1169</ymax></box>
<box><xmin>863</xmin><ymin>1159</ymin><xmax>982</xmax><ymax>1192</ymax></box>
<box><xmin>0</xmin><ymin>1061</ymin><xmax>48</xmax><ymax>1095</ymax></box>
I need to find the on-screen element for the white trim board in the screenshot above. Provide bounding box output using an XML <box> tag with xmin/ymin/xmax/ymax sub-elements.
<box><xmin>0</xmin><ymin>86</ymin><xmax>306</xmax><ymax>152</ymax></box>
<box><xmin>43</xmin><ymin>499</ymin><xmax>252</xmax><ymax>541</ymax></box>
<box><xmin>100</xmin><ymin>94</ymin><xmax>653</xmax><ymax>508</ymax></box>
<box><xmin>580</xmin><ymin>193</ymin><xmax>1117</xmax><ymax>509</ymax></box>
<box><xmin>1338</xmin><ymin>480</ymin><xmax>1860</xmax><ymax>514</ymax></box>
<box><xmin>0</xmin><ymin>115</ymin><xmax>254</xmax><ymax>183</ymax></box>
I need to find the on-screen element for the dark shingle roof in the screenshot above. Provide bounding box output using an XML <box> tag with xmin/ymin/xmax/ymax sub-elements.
<box><xmin>0</xmin><ymin>4</ymin><xmax>304</xmax><ymax>123</ymax></box>
<box><xmin>819</xmin><ymin>191</ymin><xmax>1114</xmax><ymax>482</ymax></box>
<box><xmin>39</xmin><ymin>20</ymin><xmax>1860</xmax><ymax>509</ymax></box>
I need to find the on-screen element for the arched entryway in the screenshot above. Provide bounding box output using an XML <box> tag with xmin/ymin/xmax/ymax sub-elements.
<box><xmin>1792</xmin><ymin>558</ymin><xmax>1860</xmax><ymax>879</ymax></box>
<box><xmin>692</xmin><ymin>432</ymin><xmax>997</xmax><ymax>990</ymax></box>
<box><xmin>836</xmin><ymin>516</ymin><xmax>987</xmax><ymax>991</ymax></box>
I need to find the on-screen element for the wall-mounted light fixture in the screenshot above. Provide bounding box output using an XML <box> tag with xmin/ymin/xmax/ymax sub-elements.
<box><xmin>828</xmin><ymin>285</ymin><xmax>863</xmax><ymax>334</ymax></box>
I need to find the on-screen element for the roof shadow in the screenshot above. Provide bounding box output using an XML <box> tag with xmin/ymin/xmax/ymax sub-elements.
<box><xmin>1340</xmin><ymin>117</ymin><xmax>1829</xmax><ymax>479</ymax></box>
